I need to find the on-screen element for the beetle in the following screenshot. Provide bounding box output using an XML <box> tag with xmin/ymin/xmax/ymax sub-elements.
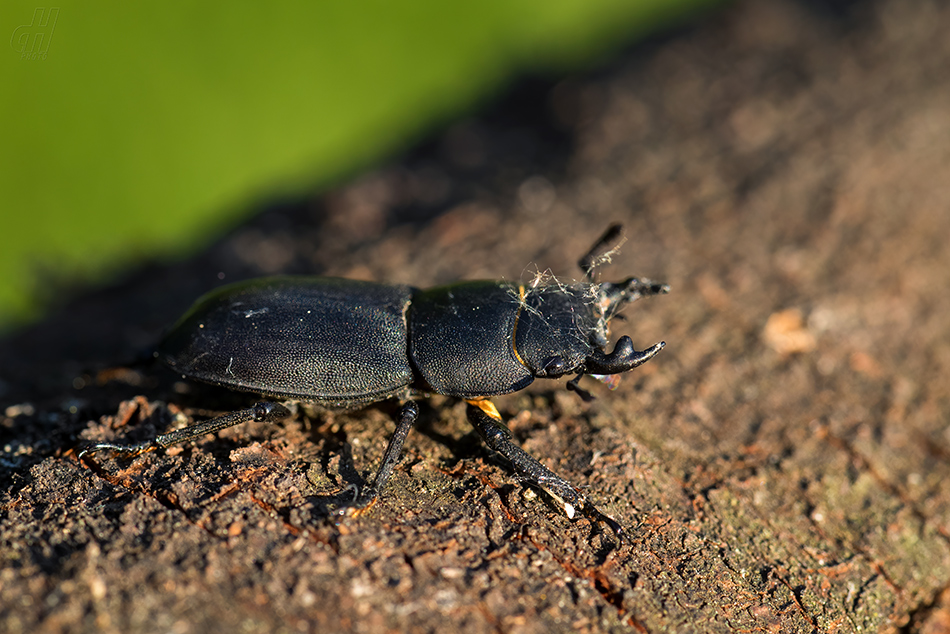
<box><xmin>80</xmin><ymin>224</ymin><xmax>668</xmax><ymax>534</ymax></box>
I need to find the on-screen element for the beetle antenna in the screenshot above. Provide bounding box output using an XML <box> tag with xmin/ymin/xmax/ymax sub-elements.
<box><xmin>579</xmin><ymin>223</ymin><xmax>625</xmax><ymax>281</ymax></box>
<box><xmin>601</xmin><ymin>277</ymin><xmax>670</xmax><ymax>320</ymax></box>
<box><xmin>566</xmin><ymin>374</ymin><xmax>595</xmax><ymax>402</ymax></box>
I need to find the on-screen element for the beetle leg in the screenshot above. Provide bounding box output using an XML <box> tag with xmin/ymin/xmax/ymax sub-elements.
<box><xmin>338</xmin><ymin>401</ymin><xmax>419</xmax><ymax>516</ymax></box>
<box><xmin>78</xmin><ymin>401</ymin><xmax>292</xmax><ymax>462</ymax></box>
<box><xmin>465</xmin><ymin>401</ymin><xmax>623</xmax><ymax>539</ymax></box>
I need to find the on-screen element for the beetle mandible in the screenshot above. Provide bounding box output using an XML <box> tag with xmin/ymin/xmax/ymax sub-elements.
<box><xmin>80</xmin><ymin>224</ymin><xmax>668</xmax><ymax>534</ymax></box>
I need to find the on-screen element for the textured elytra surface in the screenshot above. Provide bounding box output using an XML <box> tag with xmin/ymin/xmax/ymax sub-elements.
<box><xmin>3</xmin><ymin>1</ymin><xmax>950</xmax><ymax>632</ymax></box>
<box><xmin>160</xmin><ymin>277</ymin><xmax>415</xmax><ymax>403</ymax></box>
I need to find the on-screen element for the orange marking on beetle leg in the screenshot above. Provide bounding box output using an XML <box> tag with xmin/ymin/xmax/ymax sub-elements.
<box><xmin>465</xmin><ymin>399</ymin><xmax>502</xmax><ymax>421</ymax></box>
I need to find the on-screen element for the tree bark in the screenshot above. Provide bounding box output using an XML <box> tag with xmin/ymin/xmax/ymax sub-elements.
<box><xmin>3</xmin><ymin>1</ymin><xmax>950</xmax><ymax>632</ymax></box>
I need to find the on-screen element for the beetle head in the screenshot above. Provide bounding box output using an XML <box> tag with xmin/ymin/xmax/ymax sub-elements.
<box><xmin>514</xmin><ymin>277</ymin><xmax>668</xmax><ymax>380</ymax></box>
<box><xmin>514</xmin><ymin>284</ymin><xmax>599</xmax><ymax>378</ymax></box>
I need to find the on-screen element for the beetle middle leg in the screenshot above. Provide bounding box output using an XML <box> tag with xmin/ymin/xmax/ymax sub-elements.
<box><xmin>336</xmin><ymin>401</ymin><xmax>419</xmax><ymax>515</ymax></box>
<box><xmin>465</xmin><ymin>400</ymin><xmax>623</xmax><ymax>538</ymax></box>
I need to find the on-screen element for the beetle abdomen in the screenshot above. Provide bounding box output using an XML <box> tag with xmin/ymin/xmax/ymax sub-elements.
<box><xmin>160</xmin><ymin>277</ymin><xmax>415</xmax><ymax>404</ymax></box>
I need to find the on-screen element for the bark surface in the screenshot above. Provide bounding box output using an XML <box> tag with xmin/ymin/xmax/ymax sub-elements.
<box><xmin>3</xmin><ymin>1</ymin><xmax>950</xmax><ymax>632</ymax></box>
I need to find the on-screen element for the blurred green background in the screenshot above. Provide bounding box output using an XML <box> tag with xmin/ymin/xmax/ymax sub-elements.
<box><xmin>1</xmin><ymin>0</ymin><xmax>722</xmax><ymax>333</ymax></box>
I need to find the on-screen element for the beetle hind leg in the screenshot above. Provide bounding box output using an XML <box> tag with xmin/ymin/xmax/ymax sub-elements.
<box><xmin>465</xmin><ymin>400</ymin><xmax>624</xmax><ymax>539</ymax></box>
<box><xmin>78</xmin><ymin>401</ymin><xmax>294</xmax><ymax>463</ymax></box>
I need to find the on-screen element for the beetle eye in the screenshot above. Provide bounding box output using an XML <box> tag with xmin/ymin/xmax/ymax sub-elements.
<box><xmin>540</xmin><ymin>356</ymin><xmax>568</xmax><ymax>378</ymax></box>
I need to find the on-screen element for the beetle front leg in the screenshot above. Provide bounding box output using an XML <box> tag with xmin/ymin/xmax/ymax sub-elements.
<box><xmin>465</xmin><ymin>400</ymin><xmax>623</xmax><ymax>538</ymax></box>
<box><xmin>78</xmin><ymin>401</ymin><xmax>293</xmax><ymax>462</ymax></box>
<box><xmin>338</xmin><ymin>401</ymin><xmax>419</xmax><ymax>516</ymax></box>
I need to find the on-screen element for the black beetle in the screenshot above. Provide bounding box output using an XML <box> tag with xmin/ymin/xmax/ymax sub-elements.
<box><xmin>81</xmin><ymin>225</ymin><xmax>667</xmax><ymax>534</ymax></box>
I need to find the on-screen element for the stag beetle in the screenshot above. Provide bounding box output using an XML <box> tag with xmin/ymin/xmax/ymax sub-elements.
<box><xmin>80</xmin><ymin>224</ymin><xmax>668</xmax><ymax>534</ymax></box>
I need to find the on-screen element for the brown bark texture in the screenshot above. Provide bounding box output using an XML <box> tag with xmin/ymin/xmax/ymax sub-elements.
<box><xmin>3</xmin><ymin>1</ymin><xmax>950</xmax><ymax>632</ymax></box>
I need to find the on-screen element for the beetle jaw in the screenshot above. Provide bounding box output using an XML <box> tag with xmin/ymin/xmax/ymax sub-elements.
<box><xmin>583</xmin><ymin>336</ymin><xmax>666</xmax><ymax>375</ymax></box>
<box><xmin>534</xmin><ymin>336</ymin><xmax>666</xmax><ymax>392</ymax></box>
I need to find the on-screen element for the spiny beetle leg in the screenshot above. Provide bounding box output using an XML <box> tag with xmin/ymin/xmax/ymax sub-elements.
<box><xmin>465</xmin><ymin>400</ymin><xmax>624</xmax><ymax>540</ymax></box>
<box><xmin>336</xmin><ymin>401</ymin><xmax>419</xmax><ymax>517</ymax></box>
<box><xmin>78</xmin><ymin>401</ymin><xmax>293</xmax><ymax>462</ymax></box>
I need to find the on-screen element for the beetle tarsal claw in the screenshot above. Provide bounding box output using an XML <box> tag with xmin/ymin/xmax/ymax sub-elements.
<box><xmin>332</xmin><ymin>484</ymin><xmax>380</xmax><ymax>518</ymax></box>
<box><xmin>341</xmin><ymin>497</ymin><xmax>378</xmax><ymax>518</ymax></box>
